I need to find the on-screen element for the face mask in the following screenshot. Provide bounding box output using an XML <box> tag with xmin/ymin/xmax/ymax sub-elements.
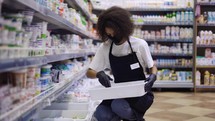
<box><xmin>107</xmin><ymin>35</ymin><xmax>121</xmax><ymax>44</ymax></box>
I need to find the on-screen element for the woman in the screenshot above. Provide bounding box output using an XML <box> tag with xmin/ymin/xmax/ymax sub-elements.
<box><xmin>86</xmin><ymin>6</ymin><xmax>157</xmax><ymax>121</ymax></box>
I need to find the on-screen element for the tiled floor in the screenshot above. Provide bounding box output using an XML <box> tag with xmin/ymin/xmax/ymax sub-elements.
<box><xmin>145</xmin><ymin>92</ymin><xmax>215</xmax><ymax>121</ymax></box>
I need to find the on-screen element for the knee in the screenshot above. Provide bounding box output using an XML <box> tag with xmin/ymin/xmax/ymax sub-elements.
<box><xmin>111</xmin><ymin>99</ymin><xmax>134</xmax><ymax>119</ymax></box>
<box><xmin>94</xmin><ymin>106</ymin><xmax>113</xmax><ymax>121</ymax></box>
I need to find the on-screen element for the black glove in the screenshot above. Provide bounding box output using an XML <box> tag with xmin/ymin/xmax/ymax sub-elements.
<box><xmin>145</xmin><ymin>74</ymin><xmax>156</xmax><ymax>92</ymax></box>
<box><xmin>96</xmin><ymin>71</ymin><xmax>113</xmax><ymax>88</ymax></box>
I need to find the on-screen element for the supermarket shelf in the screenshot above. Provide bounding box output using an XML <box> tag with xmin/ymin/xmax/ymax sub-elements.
<box><xmin>197</xmin><ymin>2</ymin><xmax>215</xmax><ymax>6</ymax></box>
<box><xmin>0</xmin><ymin>66</ymin><xmax>88</xmax><ymax>121</ymax></box>
<box><xmin>156</xmin><ymin>65</ymin><xmax>192</xmax><ymax>68</ymax></box>
<box><xmin>45</xmin><ymin>51</ymin><xmax>95</xmax><ymax>63</ymax></box>
<box><xmin>197</xmin><ymin>45</ymin><xmax>215</xmax><ymax>48</ymax></box>
<box><xmin>196</xmin><ymin>65</ymin><xmax>215</xmax><ymax>68</ymax></box>
<box><xmin>145</xmin><ymin>39</ymin><xmax>193</xmax><ymax>43</ymax></box>
<box><xmin>3</xmin><ymin>0</ymin><xmax>95</xmax><ymax>39</ymax></box>
<box><xmin>196</xmin><ymin>85</ymin><xmax>215</xmax><ymax>89</ymax></box>
<box><xmin>65</xmin><ymin>0</ymin><xmax>95</xmax><ymax>23</ymax></box>
<box><xmin>92</xmin><ymin>6</ymin><xmax>193</xmax><ymax>12</ymax></box>
<box><xmin>153</xmin><ymin>81</ymin><xmax>193</xmax><ymax>88</ymax></box>
<box><xmin>197</xmin><ymin>23</ymin><xmax>215</xmax><ymax>27</ymax></box>
<box><xmin>151</xmin><ymin>53</ymin><xmax>193</xmax><ymax>57</ymax></box>
<box><xmin>135</xmin><ymin>22</ymin><xmax>193</xmax><ymax>26</ymax></box>
<box><xmin>0</xmin><ymin>50</ymin><xmax>95</xmax><ymax>73</ymax></box>
<box><xmin>127</xmin><ymin>8</ymin><xmax>193</xmax><ymax>12</ymax></box>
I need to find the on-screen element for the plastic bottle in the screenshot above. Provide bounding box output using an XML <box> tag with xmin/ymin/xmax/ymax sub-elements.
<box><xmin>209</xmin><ymin>74</ymin><xmax>215</xmax><ymax>85</ymax></box>
<box><xmin>203</xmin><ymin>12</ymin><xmax>208</xmax><ymax>23</ymax></box>
<box><xmin>189</xmin><ymin>11</ymin><xmax>193</xmax><ymax>23</ymax></box>
<box><xmin>181</xmin><ymin>11</ymin><xmax>185</xmax><ymax>23</ymax></box>
<box><xmin>208</xmin><ymin>12</ymin><xmax>213</xmax><ymax>24</ymax></box>
<box><xmin>185</xmin><ymin>11</ymin><xmax>189</xmax><ymax>23</ymax></box>
<box><xmin>166</xmin><ymin>26</ymin><xmax>171</xmax><ymax>39</ymax></box>
<box><xmin>176</xmin><ymin>12</ymin><xmax>180</xmax><ymax>23</ymax></box>
<box><xmin>172</xmin><ymin>12</ymin><xmax>176</xmax><ymax>23</ymax></box>
<box><xmin>204</xmin><ymin>71</ymin><xmax>210</xmax><ymax>85</ymax></box>
<box><xmin>196</xmin><ymin>70</ymin><xmax>201</xmax><ymax>85</ymax></box>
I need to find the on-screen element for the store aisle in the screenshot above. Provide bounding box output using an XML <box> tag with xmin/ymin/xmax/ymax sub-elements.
<box><xmin>145</xmin><ymin>92</ymin><xmax>215</xmax><ymax>121</ymax></box>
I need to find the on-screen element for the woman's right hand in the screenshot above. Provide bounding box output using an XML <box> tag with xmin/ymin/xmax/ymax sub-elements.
<box><xmin>96</xmin><ymin>71</ymin><xmax>113</xmax><ymax>87</ymax></box>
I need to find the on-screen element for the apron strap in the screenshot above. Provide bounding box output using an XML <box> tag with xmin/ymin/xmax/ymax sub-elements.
<box><xmin>127</xmin><ymin>40</ymin><xmax>134</xmax><ymax>53</ymax></box>
<box><xmin>109</xmin><ymin>39</ymin><xmax>134</xmax><ymax>54</ymax></box>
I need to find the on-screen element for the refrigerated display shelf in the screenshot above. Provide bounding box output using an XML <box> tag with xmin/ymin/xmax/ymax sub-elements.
<box><xmin>0</xmin><ymin>66</ymin><xmax>88</xmax><ymax>121</ymax></box>
<box><xmin>153</xmin><ymin>80</ymin><xmax>193</xmax><ymax>88</ymax></box>
<box><xmin>135</xmin><ymin>22</ymin><xmax>193</xmax><ymax>26</ymax></box>
<box><xmin>65</xmin><ymin>0</ymin><xmax>96</xmax><ymax>23</ymax></box>
<box><xmin>197</xmin><ymin>45</ymin><xmax>215</xmax><ymax>48</ymax></box>
<box><xmin>196</xmin><ymin>85</ymin><xmax>215</xmax><ymax>88</ymax></box>
<box><xmin>145</xmin><ymin>39</ymin><xmax>193</xmax><ymax>43</ymax></box>
<box><xmin>156</xmin><ymin>65</ymin><xmax>192</xmax><ymax>68</ymax></box>
<box><xmin>151</xmin><ymin>53</ymin><xmax>193</xmax><ymax>57</ymax></box>
<box><xmin>0</xmin><ymin>51</ymin><xmax>95</xmax><ymax>73</ymax></box>
<box><xmin>3</xmin><ymin>0</ymin><xmax>96</xmax><ymax>39</ymax></box>
<box><xmin>196</xmin><ymin>65</ymin><xmax>215</xmax><ymax>68</ymax></box>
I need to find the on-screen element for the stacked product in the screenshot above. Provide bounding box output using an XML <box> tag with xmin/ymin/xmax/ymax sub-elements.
<box><xmin>125</xmin><ymin>0</ymin><xmax>193</xmax><ymax>9</ymax></box>
<box><xmin>0</xmin><ymin>58</ymin><xmax>91</xmax><ymax>115</ymax></box>
<box><xmin>133</xmin><ymin>26</ymin><xmax>193</xmax><ymax>40</ymax></box>
<box><xmin>196</xmin><ymin>70</ymin><xmax>215</xmax><ymax>86</ymax></box>
<box><xmin>154</xmin><ymin>59</ymin><xmax>192</xmax><ymax>67</ymax></box>
<box><xmin>157</xmin><ymin>69</ymin><xmax>192</xmax><ymax>81</ymax></box>
<box><xmin>197</xmin><ymin>11</ymin><xmax>215</xmax><ymax>24</ymax></box>
<box><xmin>196</xmin><ymin>48</ymin><xmax>215</xmax><ymax>66</ymax></box>
<box><xmin>132</xmin><ymin>11</ymin><xmax>193</xmax><ymax>25</ymax></box>
<box><xmin>34</xmin><ymin>0</ymin><xmax>91</xmax><ymax>31</ymax></box>
<box><xmin>149</xmin><ymin>43</ymin><xmax>193</xmax><ymax>54</ymax></box>
<box><xmin>197</xmin><ymin>0</ymin><xmax>215</xmax><ymax>3</ymax></box>
<box><xmin>0</xmin><ymin>13</ymin><xmax>96</xmax><ymax>60</ymax></box>
<box><xmin>196</xmin><ymin>30</ymin><xmax>215</xmax><ymax>45</ymax></box>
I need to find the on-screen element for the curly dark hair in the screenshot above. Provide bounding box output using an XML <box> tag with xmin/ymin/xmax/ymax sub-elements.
<box><xmin>96</xmin><ymin>6</ymin><xmax>134</xmax><ymax>42</ymax></box>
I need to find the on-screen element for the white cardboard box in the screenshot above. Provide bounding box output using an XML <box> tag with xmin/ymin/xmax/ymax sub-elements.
<box><xmin>89</xmin><ymin>81</ymin><xmax>146</xmax><ymax>100</ymax></box>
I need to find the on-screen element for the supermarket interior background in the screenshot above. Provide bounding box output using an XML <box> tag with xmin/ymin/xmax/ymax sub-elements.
<box><xmin>0</xmin><ymin>0</ymin><xmax>214</xmax><ymax>121</ymax></box>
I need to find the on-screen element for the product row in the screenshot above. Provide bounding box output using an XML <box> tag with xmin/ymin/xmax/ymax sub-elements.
<box><xmin>197</xmin><ymin>11</ymin><xmax>215</xmax><ymax>24</ymax></box>
<box><xmin>197</xmin><ymin>48</ymin><xmax>215</xmax><ymax>66</ymax></box>
<box><xmin>124</xmin><ymin>0</ymin><xmax>193</xmax><ymax>9</ymax></box>
<box><xmin>149</xmin><ymin>43</ymin><xmax>193</xmax><ymax>54</ymax></box>
<box><xmin>157</xmin><ymin>69</ymin><xmax>192</xmax><ymax>81</ymax></box>
<box><xmin>196</xmin><ymin>30</ymin><xmax>215</xmax><ymax>45</ymax></box>
<box><xmin>133</xmin><ymin>26</ymin><xmax>193</xmax><ymax>40</ymax></box>
<box><xmin>0</xmin><ymin>38</ymin><xmax>95</xmax><ymax>61</ymax></box>
<box><xmin>0</xmin><ymin>14</ymin><xmax>94</xmax><ymax>47</ymax></box>
<box><xmin>154</xmin><ymin>59</ymin><xmax>192</xmax><ymax>67</ymax></box>
<box><xmin>0</xmin><ymin>58</ymin><xmax>91</xmax><ymax>115</ymax></box>
<box><xmin>197</xmin><ymin>0</ymin><xmax>215</xmax><ymax>3</ymax></box>
<box><xmin>0</xmin><ymin>14</ymin><xmax>97</xmax><ymax>60</ymax></box>
<box><xmin>196</xmin><ymin>70</ymin><xmax>215</xmax><ymax>86</ymax></box>
<box><xmin>132</xmin><ymin>11</ymin><xmax>193</xmax><ymax>25</ymax></box>
<box><xmin>35</xmin><ymin>0</ymin><xmax>93</xmax><ymax>31</ymax></box>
